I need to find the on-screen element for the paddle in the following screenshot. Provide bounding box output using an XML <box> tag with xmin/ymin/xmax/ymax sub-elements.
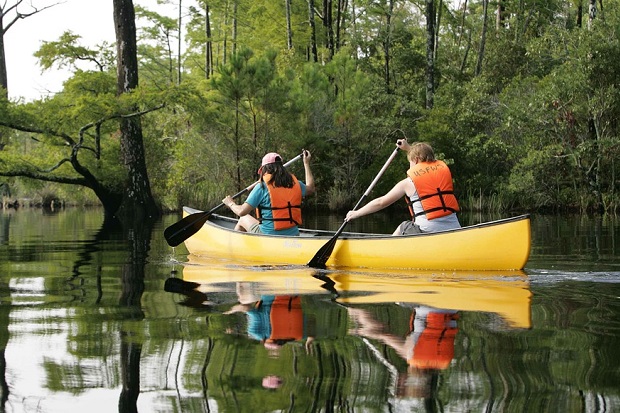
<box><xmin>307</xmin><ymin>146</ymin><xmax>400</xmax><ymax>268</ymax></box>
<box><xmin>164</xmin><ymin>152</ymin><xmax>304</xmax><ymax>247</ymax></box>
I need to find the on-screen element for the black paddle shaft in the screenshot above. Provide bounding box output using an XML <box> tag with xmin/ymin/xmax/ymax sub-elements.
<box><xmin>307</xmin><ymin>147</ymin><xmax>400</xmax><ymax>268</ymax></box>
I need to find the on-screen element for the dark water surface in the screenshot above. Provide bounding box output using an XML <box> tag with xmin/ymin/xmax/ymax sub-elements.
<box><xmin>1</xmin><ymin>209</ymin><xmax>619</xmax><ymax>412</ymax></box>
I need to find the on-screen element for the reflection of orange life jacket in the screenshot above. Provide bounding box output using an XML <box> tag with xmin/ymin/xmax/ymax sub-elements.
<box><xmin>269</xmin><ymin>296</ymin><xmax>304</xmax><ymax>341</ymax></box>
<box><xmin>406</xmin><ymin>160</ymin><xmax>459</xmax><ymax>220</ymax></box>
<box><xmin>409</xmin><ymin>312</ymin><xmax>458</xmax><ymax>370</ymax></box>
<box><xmin>257</xmin><ymin>174</ymin><xmax>303</xmax><ymax>230</ymax></box>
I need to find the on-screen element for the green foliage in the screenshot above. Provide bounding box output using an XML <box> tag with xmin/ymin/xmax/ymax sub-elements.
<box><xmin>34</xmin><ymin>31</ymin><xmax>115</xmax><ymax>72</ymax></box>
<box><xmin>4</xmin><ymin>0</ymin><xmax>620</xmax><ymax>214</ymax></box>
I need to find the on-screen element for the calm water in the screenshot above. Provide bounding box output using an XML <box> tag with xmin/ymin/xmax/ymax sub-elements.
<box><xmin>0</xmin><ymin>208</ymin><xmax>619</xmax><ymax>413</ymax></box>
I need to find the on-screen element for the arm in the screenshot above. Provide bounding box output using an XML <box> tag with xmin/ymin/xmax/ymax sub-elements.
<box><xmin>346</xmin><ymin>178</ymin><xmax>408</xmax><ymax>221</ymax></box>
<box><xmin>302</xmin><ymin>149</ymin><xmax>315</xmax><ymax>196</ymax></box>
<box><xmin>222</xmin><ymin>197</ymin><xmax>254</xmax><ymax>217</ymax></box>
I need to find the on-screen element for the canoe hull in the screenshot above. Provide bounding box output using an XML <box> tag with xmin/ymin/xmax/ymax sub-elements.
<box><xmin>181</xmin><ymin>208</ymin><xmax>531</xmax><ymax>271</ymax></box>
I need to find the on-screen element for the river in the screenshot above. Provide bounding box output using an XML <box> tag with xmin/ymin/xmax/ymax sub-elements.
<box><xmin>0</xmin><ymin>208</ymin><xmax>619</xmax><ymax>412</ymax></box>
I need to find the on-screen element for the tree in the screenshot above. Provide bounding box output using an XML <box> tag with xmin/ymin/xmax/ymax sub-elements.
<box><xmin>425</xmin><ymin>0</ymin><xmax>436</xmax><ymax>108</ymax></box>
<box><xmin>0</xmin><ymin>0</ymin><xmax>163</xmax><ymax>220</ymax></box>
<box><xmin>134</xmin><ymin>5</ymin><xmax>180</xmax><ymax>86</ymax></box>
<box><xmin>113</xmin><ymin>0</ymin><xmax>160</xmax><ymax>221</ymax></box>
<box><xmin>308</xmin><ymin>0</ymin><xmax>319</xmax><ymax>62</ymax></box>
<box><xmin>474</xmin><ymin>0</ymin><xmax>488</xmax><ymax>77</ymax></box>
<box><xmin>286</xmin><ymin>0</ymin><xmax>293</xmax><ymax>49</ymax></box>
<box><xmin>0</xmin><ymin>0</ymin><xmax>56</xmax><ymax>97</ymax></box>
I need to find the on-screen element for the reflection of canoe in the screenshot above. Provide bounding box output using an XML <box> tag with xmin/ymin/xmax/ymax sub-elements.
<box><xmin>180</xmin><ymin>256</ymin><xmax>532</xmax><ymax>329</ymax></box>
<box><xmin>182</xmin><ymin>207</ymin><xmax>531</xmax><ymax>271</ymax></box>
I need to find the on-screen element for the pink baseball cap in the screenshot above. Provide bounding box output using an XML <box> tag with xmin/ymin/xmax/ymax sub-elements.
<box><xmin>257</xmin><ymin>152</ymin><xmax>282</xmax><ymax>174</ymax></box>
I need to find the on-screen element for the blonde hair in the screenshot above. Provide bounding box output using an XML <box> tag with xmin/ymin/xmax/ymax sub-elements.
<box><xmin>407</xmin><ymin>142</ymin><xmax>436</xmax><ymax>163</ymax></box>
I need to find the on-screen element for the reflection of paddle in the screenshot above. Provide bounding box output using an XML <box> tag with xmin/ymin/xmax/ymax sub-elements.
<box><xmin>307</xmin><ymin>147</ymin><xmax>400</xmax><ymax>269</ymax></box>
<box><xmin>164</xmin><ymin>277</ymin><xmax>214</xmax><ymax>309</ymax></box>
<box><xmin>164</xmin><ymin>277</ymin><xmax>200</xmax><ymax>294</ymax></box>
<box><xmin>163</xmin><ymin>153</ymin><xmax>304</xmax><ymax>247</ymax></box>
<box><xmin>311</xmin><ymin>271</ymin><xmax>339</xmax><ymax>297</ymax></box>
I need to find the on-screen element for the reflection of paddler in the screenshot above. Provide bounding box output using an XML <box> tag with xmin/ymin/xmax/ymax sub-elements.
<box><xmin>227</xmin><ymin>293</ymin><xmax>313</xmax><ymax>351</ymax></box>
<box><xmin>347</xmin><ymin>304</ymin><xmax>459</xmax><ymax>399</ymax></box>
<box><xmin>245</xmin><ymin>296</ymin><xmax>304</xmax><ymax>346</ymax></box>
<box><xmin>348</xmin><ymin>305</ymin><xmax>458</xmax><ymax>370</ymax></box>
<box><xmin>406</xmin><ymin>307</ymin><xmax>458</xmax><ymax>370</ymax></box>
<box><xmin>268</xmin><ymin>296</ymin><xmax>304</xmax><ymax>345</ymax></box>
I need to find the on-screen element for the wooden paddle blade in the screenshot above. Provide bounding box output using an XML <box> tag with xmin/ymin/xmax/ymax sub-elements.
<box><xmin>306</xmin><ymin>147</ymin><xmax>400</xmax><ymax>269</ymax></box>
<box><xmin>163</xmin><ymin>211</ymin><xmax>212</xmax><ymax>247</ymax></box>
<box><xmin>307</xmin><ymin>235</ymin><xmax>338</xmax><ymax>268</ymax></box>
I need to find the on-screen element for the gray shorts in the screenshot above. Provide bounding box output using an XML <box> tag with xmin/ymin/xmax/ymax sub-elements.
<box><xmin>397</xmin><ymin>221</ymin><xmax>425</xmax><ymax>235</ymax></box>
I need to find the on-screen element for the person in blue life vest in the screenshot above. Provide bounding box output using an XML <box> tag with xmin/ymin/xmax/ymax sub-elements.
<box><xmin>345</xmin><ymin>139</ymin><xmax>461</xmax><ymax>235</ymax></box>
<box><xmin>223</xmin><ymin>150</ymin><xmax>315</xmax><ymax>236</ymax></box>
<box><xmin>225</xmin><ymin>288</ymin><xmax>315</xmax><ymax>355</ymax></box>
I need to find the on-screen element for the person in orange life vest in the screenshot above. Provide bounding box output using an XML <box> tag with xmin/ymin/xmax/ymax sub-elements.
<box><xmin>223</xmin><ymin>150</ymin><xmax>315</xmax><ymax>236</ymax></box>
<box><xmin>345</xmin><ymin>140</ymin><xmax>461</xmax><ymax>235</ymax></box>
<box><xmin>347</xmin><ymin>305</ymin><xmax>459</xmax><ymax>397</ymax></box>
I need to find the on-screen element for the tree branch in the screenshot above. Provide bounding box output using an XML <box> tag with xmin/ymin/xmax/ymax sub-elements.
<box><xmin>2</xmin><ymin>1</ymin><xmax>62</xmax><ymax>34</ymax></box>
<box><xmin>0</xmin><ymin>169</ymin><xmax>88</xmax><ymax>186</ymax></box>
<box><xmin>0</xmin><ymin>120</ymin><xmax>77</xmax><ymax>146</ymax></box>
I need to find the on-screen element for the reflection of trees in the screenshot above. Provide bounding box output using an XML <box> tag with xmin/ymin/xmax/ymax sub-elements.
<box><xmin>0</xmin><ymin>213</ymin><xmax>9</xmax><ymax>245</ymax></box>
<box><xmin>0</xmin><ymin>214</ymin><xmax>8</xmax><ymax>412</ymax></box>
<box><xmin>67</xmin><ymin>215</ymin><xmax>126</xmax><ymax>304</ymax></box>
<box><xmin>5</xmin><ymin>212</ymin><xmax>620</xmax><ymax>411</ymax></box>
<box><xmin>0</xmin><ymin>289</ymin><xmax>9</xmax><ymax>413</ymax></box>
<box><xmin>2</xmin><ymin>208</ymin><xmax>154</xmax><ymax>411</ymax></box>
<box><xmin>118</xmin><ymin>218</ymin><xmax>152</xmax><ymax>413</ymax></box>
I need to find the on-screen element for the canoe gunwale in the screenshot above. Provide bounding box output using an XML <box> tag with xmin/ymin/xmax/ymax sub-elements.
<box><xmin>183</xmin><ymin>206</ymin><xmax>531</xmax><ymax>241</ymax></box>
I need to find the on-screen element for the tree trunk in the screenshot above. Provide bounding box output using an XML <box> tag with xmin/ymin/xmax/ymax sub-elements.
<box><xmin>286</xmin><ymin>0</ymin><xmax>293</xmax><ymax>49</ymax></box>
<box><xmin>0</xmin><ymin>17</ymin><xmax>7</xmax><ymax>97</ymax></box>
<box><xmin>586</xmin><ymin>119</ymin><xmax>604</xmax><ymax>212</ymax></box>
<box><xmin>177</xmin><ymin>0</ymin><xmax>182</xmax><ymax>84</ymax></box>
<box><xmin>435</xmin><ymin>0</ymin><xmax>443</xmax><ymax>61</ymax></box>
<box><xmin>585</xmin><ymin>0</ymin><xmax>603</xmax><ymax>212</ymax></box>
<box><xmin>335</xmin><ymin>0</ymin><xmax>345</xmax><ymax>51</ymax></box>
<box><xmin>232</xmin><ymin>0</ymin><xmax>238</xmax><ymax>56</ymax></box>
<box><xmin>425</xmin><ymin>0</ymin><xmax>435</xmax><ymax>109</ymax></box>
<box><xmin>323</xmin><ymin>0</ymin><xmax>335</xmax><ymax>59</ymax></box>
<box><xmin>384</xmin><ymin>0</ymin><xmax>394</xmax><ymax>94</ymax></box>
<box><xmin>308</xmin><ymin>0</ymin><xmax>318</xmax><ymax>62</ymax></box>
<box><xmin>223</xmin><ymin>1</ymin><xmax>229</xmax><ymax>64</ymax></box>
<box><xmin>587</xmin><ymin>0</ymin><xmax>596</xmax><ymax>28</ymax></box>
<box><xmin>205</xmin><ymin>3</ymin><xmax>213</xmax><ymax>78</ymax></box>
<box><xmin>475</xmin><ymin>0</ymin><xmax>489</xmax><ymax>76</ymax></box>
<box><xmin>113</xmin><ymin>0</ymin><xmax>160</xmax><ymax>221</ymax></box>
<box><xmin>496</xmin><ymin>0</ymin><xmax>504</xmax><ymax>30</ymax></box>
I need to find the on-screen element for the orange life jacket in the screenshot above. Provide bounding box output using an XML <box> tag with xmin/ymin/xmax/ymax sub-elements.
<box><xmin>408</xmin><ymin>312</ymin><xmax>458</xmax><ymax>370</ymax></box>
<box><xmin>268</xmin><ymin>296</ymin><xmax>304</xmax><ymax>342</ymax></box>
<box><xmin>406</xmin><ymin>160</ymin><xmax>459</xmax><ymax>220</ymax></box>
<box><xmin>256</xmin><ymin>174</ymin><xmax>303</xmax><ymax>230</ymax></box>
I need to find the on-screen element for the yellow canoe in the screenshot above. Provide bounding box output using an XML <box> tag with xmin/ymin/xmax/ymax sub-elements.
<box><xmin>181</xmin><ymin>207</ymin><xmax>531</xmax><ymax>271</ymax></box>
<box><xmin>179</xmin><ymin>257</ymin><xmax>532</xmax><ymax>329</ymax></box>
